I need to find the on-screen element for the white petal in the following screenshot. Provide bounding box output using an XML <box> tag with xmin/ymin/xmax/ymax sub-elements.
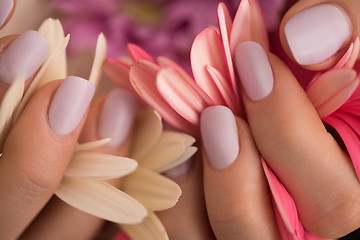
<box><xmin>89</xmin><ymin>33</ymin><xmax>107</xmax><ymax>87</ymax></box>
<box><xmin>121</xmin><ymin>212</ymin><xmax>168</xmax><ymax>240</ymax></box>
<box><xmin>155</xmin><ymin>146</ymin><xmax>197</xmax><ymax>173</ymax></box>
<box><xmin>55</xmin><ymin>178</ymin><xmax>147</xmax><ymax>224</ymax></box>
<box><xmin>65</xmin><ymin>153</ymin><xmax>138</xmax><ymax>179</ymax></box>
<box><xmin>75</xmin><ymin>138</ymin><xmax>112</xmax><ymax>152</ymax></box>
<box><xmin>122</xmin><ymin>169</ymin><xmax>181</xmax><ymax>211</ymax></box>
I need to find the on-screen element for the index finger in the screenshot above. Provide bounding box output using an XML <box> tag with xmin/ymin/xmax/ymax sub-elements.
<box><xmin>0</xmin><ymin>0</ymin><xmax>15</xmax><ymax>30</ymax></box>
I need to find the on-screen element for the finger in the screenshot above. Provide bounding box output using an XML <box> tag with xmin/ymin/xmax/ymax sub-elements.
<box><xmin>279</xmin><ymin>0</ymin><xmax>359</xmax><ymax>70</ymax></box>
<box><xmin>157</xmin><ymin>154</ymin><xmax>215</xmax><ymax>240</ymax></box>
<box><xmin>235</xmin><ymin>41</ymin><xmax>360</xmax><ymax>238</ymax></box>
<box><xmin>200</xmin><ymin>106</ymin><xmax>280</xmax><ymax>240</ymax></box>
<box><xmin>0</xmin><ymin>30</ymin><xmax>50</xmax><ymax>101</ymax></box>
<box><xmin>22</xmin><ymin>88</ymin><xmax>138</xmax><ymax>240</ymax></box>
<box><xmin>0</xmin><ymin>0</ymin><xmax>15</xmax><ymax>29</ymax></box>
<box><xmin>0</xmin><ymin>76</ymin><xmax>94</xmax><ymax>239</ymax></box>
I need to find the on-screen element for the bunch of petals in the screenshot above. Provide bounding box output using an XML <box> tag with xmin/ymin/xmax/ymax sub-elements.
<box><xmin>104</xmin><ymin>0</ymin><xmax>360</xmax><ymax>239</ymax></box>
<box><xmin>0</xmin><ymin>18</ymin><xmax>148</xmax><ymax>225</ymax></box>
<box><xmin>119</xmin><ymin>108</ymin><xmax>197</xmax><ymax>240</ymax></box>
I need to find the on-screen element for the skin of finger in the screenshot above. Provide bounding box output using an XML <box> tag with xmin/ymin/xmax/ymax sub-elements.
<box><xmin>242</xmin><ymin>53</ymin><xmax>360</xmax><ymax>238</ymax></box>
<box><xmin>279</xmin><ymin>0</ymin><xmax>360</xmax><ymax>70</ymax></box>
<box><xmin>202</xmin><ymin>117</ymin><xmax>280</xmax><ymax>240</ymax></box>
<box><xmin>157</xmin><ymin>153</ymin><xmax>216</xmax><ymax>240</ymax></box>
<box><xmin>0</xmin><ymin>80</ymin><xmax>88</xmax><ymax>240</ymax></box>
<box><xmin>22</xmin><ymin>93</ymin><xmax>132</xmax><ymax>240</ymax></box>
<box><xmin>0</xmin><ymin>0</ymin><xmax>16</xmax><ymax>31</ymax></box>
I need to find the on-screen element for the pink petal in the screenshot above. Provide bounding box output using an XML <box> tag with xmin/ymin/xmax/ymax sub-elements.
<box><xmin>103</xmin><ymin>58</ymin><xmax>133</xmax><ymax>91</ymax></box>
<box><xmin>333</xmin><ymin>38</ymin><xmax>360</xmax><ymax>69</ymax></box>
<box><xmin>190</xmin><ymin>27</ymin><xmax>229</xmax><ymax>105</ymax></box>
<box><xmin>206</xmin><ymin>65</ymin><xmax>242</xmax><ymax>115</ymax></box>
<box><xmin>217</xmin><ymin>3</ymin><xmax>240</xmax><ymax>106</ymax></box>
<box><xmin>230</xmin><ymin>0</ymin><xmax>269</xmax><ymax>54</ymax></box>
<box><xmin>126</xmin><ymin>43</ymin><xmax>156</xmax><ymax>64</ymax></box>
<box><xmin>130</xmin><ymin>61</ymin><xmax>197</xmax><ymax>135</ymax></box>
<box><xmin>306</xmin><ymin>69</ymin><xmax>359</xmax><ymax>118</ymax></box>
<box><xmin>157</xmin><ymin>67</ymin><xmax>212</xmax><ymax>126</ymax></box>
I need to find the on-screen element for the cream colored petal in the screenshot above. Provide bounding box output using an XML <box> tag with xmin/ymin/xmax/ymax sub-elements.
<box><xmin>55</xmin><ymin>178</ymin><xmax>147</xmax><ymax>224</ymax></box>
<box><xmin>65</xmin><ymin>153</ymin><xmax>138</xmax><ymax>179</ymax></box>
<box><xmin>75</xmin><ymin>138</ymin><xmax>112</xmax><ymax>152</ymax></box>
<box><xmin>37</xmin><ymin>18</ymin><xmax>68</xmax><ymax>84</ymax></box>
<box><xmin>137</xmin><ymin>131</ymin><xmax>186</xmax><ymax>169</ymax></box>
<box><xmin>89</xmin><ymin>33</ymin><xmax>107</xmax><ymax>87</ymax></box>
<box><xmin>131</xmin><ymin>108</ymin><xmax>162</xmax><ymax>160</ymax></box>
<box><xmin>122</xmin><ymin>169</ymin><xmax>181</xmax><ymax>211</ymax></box>
<box><xmin>121</xmin><ymin>211</ymin><xmax>168</xmax><ymax>240</ymax></box>
<box><xmin>0</xmin><ymin>73</ymin><xmax>25</xmax><ymax>152</ymax></box>
<box><xmin>155</xmin><ymin>146</ymin><xmax>197</xmax><ymax>173</ymax></box>
<box><xmin>13</xmin><ymin>35</ymin><xmax>70</xmax><ymax>123</ymax></box>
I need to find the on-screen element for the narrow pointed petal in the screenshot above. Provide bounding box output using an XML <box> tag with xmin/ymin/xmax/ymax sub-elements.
<box><xmin>103</xmin><ymin>58</ymin><xmax>133</xmax><ymax>91</ymax></box>
<box><xmin>138</xmin><ymin>131</ymin><xmax>196</xmax><ymax>172</ymax></box>
<box><xmin>89</xmin><ymin>33</ymin><xmax>107</xmax><ymax>87</ymax></box>
<box><xmin>334</xmin><ymin>38</ymin><xmax>360</xmax><ymax>69</ymax></box>
<box><xmin>65</xmin><ymin>153</ymin><xmax>138</xmax><ymax>179</ymax></box>
<box><xmin>122</xmin><ymin>169</ymin><xmax>181</xmax><ymax>211</ymax></box>
<box><xmin>230</xmin><ymin>0</ymin><xmax>269</xmax><ymax>53</ymax></box>
<box><xmin>130</xmin><ymin>61</ymin><xmax>197</xmax><ymax>135</ymax></box>
<box><xmin>306</xmin><ymin>69</ymin><xmax>359</xmax><ymax>118</ymax></box>
<box><xmin>121</xmin><ymin>212</ymin><xmax>168</xmax><ymax>240</ymax></box>
<box><xmin>157</xmin><ymin>67</ymin><xmax>212</xmax><ymax>125</ymax></box>
<box><xmin>131</xmin><ymin>109</ymin><xmax>163</xmax><ymax>160</ymax></box>
<box><xmin>190</xmin><ymin>28</ymin><xmax>228</xmax><ymax>105</ymax></box>
<box><xmin>0</xmin><ymin>73</ymin><xmax>25</xmax><ymax>152</ymax></box>
<box><xmin>55</xmin><ymin>178</ymin><xmax>147</xmax><ymax>224</ymax></box>
<box><xmin>206</xmin><ymin>65</ymin><xmax>242</xmax><ymax>115</ymax></box>
<box><xmin>75</xmin><ymin>138</ymin><xmax>112</xmax><ymax>152</ymax></box>
<box><xmin>217</xmin><ymin>3</ymin><xmax>240</xmax><ymax>107</ymax></box>
<box><xmin>127</xmin><ymin>43</ymin><xmax>156</xmax><ymax>63</ymax></box>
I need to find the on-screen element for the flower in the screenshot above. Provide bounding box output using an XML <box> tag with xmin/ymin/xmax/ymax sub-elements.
<box><xmin>0</xmin><ymin>18</ymin><xmax>148</xmax><ymax>224</ymax></box>
<box><xmin>119</xmin><ymin>108</ymin><xmax>197</xmax><ymax>240</ymax></box>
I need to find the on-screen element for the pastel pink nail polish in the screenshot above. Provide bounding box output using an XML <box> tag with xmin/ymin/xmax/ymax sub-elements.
<box><xmin>284</xmin><ymin>4</ymin><xmax>351</xmax><ymax>65</ymax></box>
<box><xmin>49</xmin><ymin>76</ymin><xmax>95</xmax><ymax>136</ymax></box>
<box><xmin>0</xmin><ymin>0</ymin><xmax>13</xmax><ymax>28</ymax></box>
<box><xmin>98</xmin><ymin>89</ymin><xmax>138</xmax><ymax>147</ymax></box>
<box><xmin>0</xmin><ymin>30</ymin><xmax>50</xmax><ymax>84</ymax></box>
<box><xmin>235</xmin><ymin>41</ymin><xmax>274</xmax><ymax>101</ymax></box>
<box><xmin>200</xmin><ymin>106</ymin><xmax>239</xmax><ymax>170</ymax></box>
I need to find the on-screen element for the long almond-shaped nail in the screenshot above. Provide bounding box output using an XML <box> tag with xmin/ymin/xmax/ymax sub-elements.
<box><xmin>49</xmin><ymin>76</ymin><xmax>95</xmax><ymax>136</ymax></box>
<box><xmin>235</xmin><ymin>41</ymin><xmax>274</xmax><ymax>101</ymax></box>
<box><xmin>284</xmin><ymin>4</ymin><xmax>351</xmax><ymax>65</ymax></box>
<box><xmin>0</xmin><ymin>0</ymin><xmax>13</xmax><ymax>28</ymax></box>
<box><xmin>0</xmin><ymin>30</ymin><xmax>50</xmax><ymax>84</ymax></box>
<box><xmin>99</xmin><ymin>89</ymin><xmax>138</xmax><ymax>147</ymax></box>
<box><xmin>200</xmin><ymin>106</ymin><xmax>239</xmax><ymax>170</ymax></box>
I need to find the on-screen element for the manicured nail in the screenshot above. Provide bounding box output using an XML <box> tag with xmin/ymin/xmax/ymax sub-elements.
<box><xmin>49</xmin><ymin>76</ymin><xmax>95</xmax><ymax>136</ymax></box>
<box><xmin>0</xmin><ymin>30</ymin><xmax>50</xmax><ymax>84</ymax></box>
<box><xmin>98</xmin><ymin>89</ymin><xmax>138</xmax><ymax>147</ymax></box>
<box><xmin>284</xmin><ymin>4</ymin><xmax>351</xmax><ymax>65</ymax></box>
<box><xmin>235</xmin><ymin>41</ymin><xmax>274</xmax><ymax>101</ymax></box>
<box><xmin>200</xmin><ymin>106</ymin><xmax>239</xmax><ymax>170</ymax></box>
<box><xmin>0</xmin><ymin>0</ymin><xmax>13</xmax><ymax>28</ymax></box>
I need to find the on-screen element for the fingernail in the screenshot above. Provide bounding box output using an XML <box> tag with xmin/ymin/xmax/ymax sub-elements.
<box><xmin>165</xmin><ymin>158</ymin><xmax>193</xmax><ymax>179</ymax></box>
<box><xmin>98</xmin><ymin>89</ymin><xmax>138</xmax><ymax>147</ymax></box>
<box><xmin>0</xmin><ymin>0</ymin><xmax>13</xmax><ymax>28</ymax></box>
<box><xmin>49</xmin><ymin>76</ymin><xmax>95</xmax><ymax>136</ymax></box>
<box><xmin>0</xmin><ymin>30</ymin><xmax>50</xmax><ymax>84</ymax></box>
<box><xmin>235</xmin><ymin>41</ymin><xmax>274</xmax><ymax>101</ymax></box>
<box><xmin>200</xmin><ymin>106</ymin><xmax>239</xmax><ymax>170</ymax></box>
<box><xmin>284</xmin><ymin>4</ymin><xmax>351</xmax><ymax>65</ymax></box>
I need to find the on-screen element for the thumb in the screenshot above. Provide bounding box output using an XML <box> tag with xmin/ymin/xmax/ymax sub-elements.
<box><xmin>235</xmin><ymin>41</ymin><xmax>360</xmax><ymax>238</ymax></box>
<box><xmin>279</xmin><ymin>0</ymin><xmax>360</xmax><ymax>70</ymax></box>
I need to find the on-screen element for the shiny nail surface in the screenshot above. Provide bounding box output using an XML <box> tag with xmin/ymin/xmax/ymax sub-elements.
<box><xmin>201</xmin><ymin>106</ymin><xmax>239</xmax><ymax>170</ymax></box>
<box><xmin>49</xmin><ymin>76</ymin><xmax>95</xmax><ymax>136</ymax></box>
<box><xmin>0</xmin><ymin>0</ymin><xmax>13</xmax><ymax>28</ymax></box>
<box><xmin>99</xmin><ymin>89</ymin><xmax>138</xmax><ymax>147</ymax></box>
<box><xmin>0</xmin><ymin>30</ymin><xmax>50</xmax><ymax>84</ymax></box>
<box><xmin>284</xmin><ymin>4</ymin><xmax>351</xmax><ymax>65</ymax></box>
<box><xmin>235</xmin><ymin>41</ymin><xmax>274</xmax><ymax>101</ymax></box>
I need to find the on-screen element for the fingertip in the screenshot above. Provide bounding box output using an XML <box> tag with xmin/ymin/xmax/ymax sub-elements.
<box><xmin>0</xmin><ymin>0</ymin><xmax>14</xmax><ymax>29</ymax></box>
